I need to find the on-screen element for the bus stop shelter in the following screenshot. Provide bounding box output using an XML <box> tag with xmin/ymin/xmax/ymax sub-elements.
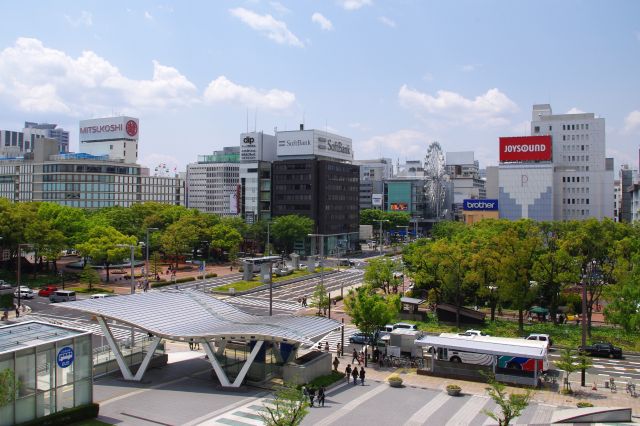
<box><xmin>60</xmin><ymin>289</ymin><xmax>340</xmax><ymax>388</ymax></box>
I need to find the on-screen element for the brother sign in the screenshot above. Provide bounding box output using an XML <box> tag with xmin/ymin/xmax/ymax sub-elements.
<box><xmin>463</xmin><ymin>199</ymin><xmax>499</xmax><ymax>211</ymax></box>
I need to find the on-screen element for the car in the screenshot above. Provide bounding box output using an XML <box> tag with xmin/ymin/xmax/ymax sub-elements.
<box><xmin>14</xmin><ymin>287</ymin><xmax>34</xmax><ymax>299</ymax></box>
<box><xmin>461</xmin><ymin>329</ymin><xmax>489</xmax><ymax>337</ymax></box>
<box><xmin>89</xmin><ymin>293</ymin><xmax>111</xmax><ymax>299</ymax></box>
<box><xmin>49</xmin><ymin>290</ymin><xmax>76</xmax><ymax>303</ymax></box>
<box><xmin>38</xmin><ymin>285</ymin><xmax>58</xmax><ymax>297</ymax></box>
<box><xmin>349</xmin><ymin>332</ymin><xmax>374</xmax><ymax>345</ymax></box>
<box><xmin>526</xmin><ymin>333</ymin><xmax>553</xmax><ymax>348</ymax></box>
<box><xmin>392</xmin><ymin>322</ymin><xmax>418</xmax><ymax>331</ymax></box>
<box><xmin>579</xmin><ymin>342</ymin><xmax>623</xmax><ymax>359</ymax></box>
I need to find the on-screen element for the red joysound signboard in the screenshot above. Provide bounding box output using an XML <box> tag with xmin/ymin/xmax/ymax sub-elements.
<box><xmin>499</xmin><ymin>136</ymin><xmax>552</xmax><ymax>162</ymax></box>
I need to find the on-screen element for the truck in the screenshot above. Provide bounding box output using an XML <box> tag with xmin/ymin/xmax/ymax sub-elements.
<box><xmin>359</xmin><ymin>225</ymin><xmax>373</xmax><ymax>242</ymax></box>
<box><xmin>385</xmin><ymin>329</ymin><xmax>423</xmax><ymax>357</ymax></box>
<box><xmin>579</xmin><ymin>342</ymin><xmax>623</xmax><ymax>359</ymax></box>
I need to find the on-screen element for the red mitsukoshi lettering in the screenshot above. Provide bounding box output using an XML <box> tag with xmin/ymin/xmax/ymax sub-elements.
<box><xmin>80</xmin><ymin>124</ymin><xmax>123</xmax><ymax>134</ymax></box>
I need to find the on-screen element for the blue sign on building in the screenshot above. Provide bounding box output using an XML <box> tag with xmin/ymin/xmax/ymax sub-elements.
<box><xmin>57</xmin><ymin>346</ymin><xmax>74</xmax><ymax>368</ymax></box>
<box><xmin>463</xmin><ymin>199</ymin><xmax>499</xmax><ymax>211</ymax></box>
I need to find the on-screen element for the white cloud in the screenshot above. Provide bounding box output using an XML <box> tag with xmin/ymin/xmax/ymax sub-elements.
<box><xmin>623</xmin><ymin>110</ymin><xmax>640</xmax><ymax>134</ymax></box>
<box><xmin>422</xmin><ymin>73</ymin><xmax>433</xmax><ymax>82</ymax></box>
<box><xmin>378</xmin><ymin>16</ymin><xmax>396</xmax><ymax>28</ymax></box>
<box><xmin>64</xmin><ymin>11</ymin><xmax>93</xmax><ymax>27</ymax></box>
<box><xmin>270</xmin><ymin>1</ymin><xmax>290</xmax><ymax>15</ymax></box>
<box><xmin>229</xmin><ymin>7</ymin><xmax>304</xmax><ymax>47</ymax></box>
<box><xmin>337</xmin><ymin>0</ymin><xmax>372</xmax><ymax>10</ymax></box>
<box><xmin>566</xmin><ymin>107</ymin><xmax>585</xmax><ymax>114</ymax></box>
<box><xmin>356</xmin><ymin>129</ymin><xmax>430</xmax><ymax>159</ymax></box>
<box><xmin>312</xmin><ymin>13</ymin><xmax>333</xmax><ymax>31</ymax></box>
<box><xmin>203</xmin><ymin>76</ymin><xmax>295</xmax><ymax>111</ymax></box>
<box><xmin>0</xmin><ymin>37</ymin><xmax>198</xmax><ymax>115</ymax></box>
<box><xmin>398</xmin><ymin>85</ymin><xmax>518</xmax><ymax>127</ymax></box>
<box><xmin>144</xmin><ymin>11</ymin><xmax>154</xmax><ymax>20</ymax></box>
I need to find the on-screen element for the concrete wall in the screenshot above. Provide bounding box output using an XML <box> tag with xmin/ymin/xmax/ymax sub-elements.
<box><xmin>282</xmin><ymin>351</ymin><xmax>332</xmax><ymax>385</ymax></box>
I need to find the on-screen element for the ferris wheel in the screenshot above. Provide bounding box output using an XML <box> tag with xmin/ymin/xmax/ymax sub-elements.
<box><xmin>423</xmin><ymin>142</ymin><xmax>448</xmax><ymax>219</ymax></box>
<box><xmin>153</xmin><ymin>163</ymin><xmax>175</xmax><ymax>177</ymax></box>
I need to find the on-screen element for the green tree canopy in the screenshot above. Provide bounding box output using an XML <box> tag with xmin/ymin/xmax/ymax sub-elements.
<box><xmin>271</xmin><ymin>215</ymin><xmax>314</xmax><ymax>254</ymax></box>
<box><xmin>344</xmin><ymin>286</ymin><xmax>400</xmax><ymax>342</ymax></box>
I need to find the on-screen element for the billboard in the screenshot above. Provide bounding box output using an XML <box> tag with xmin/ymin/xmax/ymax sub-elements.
<box><xmin>277</xmin><ymin>130</ymin><xmax>314</xmax><ymax>157</ymax></box>
<box><xmin>229</xmin><ymin>192</ymin><xmax>238</xmax><ymax>215</ymax></box>
<box><xmin>79</xmin><ymin>117</ymin><xmax>139</xmax><ymax>142</ymax></box>
<box><xmin>390</xmin><ymin>202</ymin><xmax>408</xmax><ymax>211</ymax></box>
<box><xmin>499</xmin><ymin>136</ymin><xmax>551</xmax><ymax>162</ymax></box>
<box><xmin>463</xmin><ymin>199</ymin><xmax>499</xmax><ymax>211</ymax></box>
<box><xmin>240</xmin><ymin>133</ymin><xmax>258</xmax><ymax>162</ymax></box>
<box><xmin>276</xmin><ymin>130</ymin><xmax>353</xmax><ymax>161</ymax></box>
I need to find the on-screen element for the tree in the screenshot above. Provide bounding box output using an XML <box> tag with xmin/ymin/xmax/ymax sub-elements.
<box><xmin>149</xmin><ymin>252</ymin><xmax>162</xmax><ymax>279</ymax></box>
<box><xmin>160</xmin><ymin>217</ymin><xmax>200</xmax><ymax>268</ymax></box>
<box><xmin>604</xmin><ymin>263</ymin><xmax>640</xmax><ymax>332</ymax></box>
<box><xmin>364</xmin><ymin>258</ymin><xmax>401</xmax><ymax>294</ymax></box>
<box><xmin>554</xmin><ymin>348</ymin><xmax>592</xmax><ymax>394</ymax></box>
<box><xmin>79</xmin><ymin>265</ymin><xmax>101</xmax><ymax>290</ymax></box>
<box><xmin>483</xmin><ymin>377</ymin><xmax>532</xmax><ymax>426</ymax></box>
<box><xmin>271</xmin><ymin>215</ymin><xmax>313</xmax><ymax>254</ymax></box>
<box><xmin>344</xmin><ymin>286</ymin><xmax>400</xmax><ymax>344</ymax></box>
<box><xmin>435</xmin><ymin>238</ymin><xmax>474</xmax><ymax>329</ymax></box>
<box><xmin>310</xmin><ymin>282</ymin><xmax>330</xmax><ymax>315</ymax></box>
<box><xmin>210</xmin><ymin>223</ymin><xmax>243</xmax><ymax>260</ymax></box>
<box><xmin>259</xmin><ymin>382</ymin><xmax>309</xmax><ymax>426</ymax></box>
<box><xmin>76</xmin><ymin>225</ymin><xmax>138</xmax><ymax>282</ymax></box>
<box><xmin>0</xmin><ymin>368</ymin><xmax>18</xmax><ymax>407</ymax></box>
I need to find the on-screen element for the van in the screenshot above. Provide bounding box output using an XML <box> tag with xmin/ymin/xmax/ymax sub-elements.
<box><xmin>49</xmin><ymin>290</ymin><xmax>76</xmax><ymax>303</ymax></box>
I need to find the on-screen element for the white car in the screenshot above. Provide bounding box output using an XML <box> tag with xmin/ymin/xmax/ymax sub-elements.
<box><xmin>461</xmin><ymin>329</ymin><xmax>489</xmax><ymax>337</ymax></box>
<box><xmin>393</xmin><ymin>322</ymin><xmax>418</xmax><ymax>331</ymax></box>
<box><xmin>526</xmin><ymin>333</ymin><xmax>553</xmax><ymax>348</ymax></box>
<box><xmin>14</xmin><ymin>287</ymin><xmax>34</xmax><ymax>299</ymax></box>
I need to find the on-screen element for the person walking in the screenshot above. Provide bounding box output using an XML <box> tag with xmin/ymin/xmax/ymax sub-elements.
<box><xmin>359</xmin><ymin>367</ymin><xmax>366</xmax><ymax>386</ymax></box>
<box><xmin>333</xmin><ymin>356</ymin><xmax>340</xmax><ymax>372</ymax></box>
<box><xmin>351</xmin><ymin>366</ymin><xmax>359</xmax><ymax>386</ymax></box>
<box><xmin>318</xmin><ymin>386</ymin><xmax>326</xmax><ymax>407</ymax></box>
<box><xmin>352</xmin><ymin>348</ymin><xmax>359</xmax><ymax>365</ymax></box>
<box><xmin>308</xmin><ymin>387</ymin><xmax>316</xmax><ymax>407</ymax></box>
<box><xmin>336</xmin><ymin>342</ymin><xmax>342</xmax><ymax>357</ymax></box>
<box><xmin>324</xmin><ymin>342</ymin><xmax>330</xmax><ymax>352</ymax></box>
<box><xmin>345</xmin><ymin>364</ymin><xmax>352</xmax><ymax>384</ymax></box>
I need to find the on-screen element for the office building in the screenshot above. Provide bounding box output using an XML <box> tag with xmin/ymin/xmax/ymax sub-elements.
<box><xmin>79</xmin><ymin>116</ymin><xmax>139</xmax><ymax>163</ymax></box>
<box><xmin>24</xmin><ymin>122</ymin><xmax>70</xmax><ymax>153</ymax></box>
<box><xmin>0</xmin><ymin>127</ymin><xmax>45</xmax><ymax>157</ymax></box>
<box><xmin>531</xmin><ymin>104</ymin><xmax>614</xmax><ymax>220</ymax></box>
<box><xmin>354</xmin><ymin>158</ymin><xmax>392</xmax><ymax>210</ymax></box>
<box><xmin>186</xmin><ymin>147</ymin><xmax>240</xmax><ymax>216</ymax></box>
<box><xmin>619</xmin><ymin>165</ymin><xmax>637</xmax><ymax>222</ymax></box>
<box><xmin>239</xmin><ymin>132</ymin><xmax>277</xmax><ymax>223</ymax></box>
<box><xmin>445</xmin><ymin>151</ymin><xmax>486</xmax><ymax>220</ymax></box>
<box><xmin>0</xmin><ymin>138</ymin><xmax>183</xmax><ymax>208</ymax></box>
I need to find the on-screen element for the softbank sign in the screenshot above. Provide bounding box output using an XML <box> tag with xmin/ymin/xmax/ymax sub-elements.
<box><xmin>463</xmin><ymin>199</ymin><xmax>499</xmax><ymax>211</ymax></box>
<box><xmin>499</xmin><ymin>136</ymin><xmax>552</xmax><ymax>162</ymax></box>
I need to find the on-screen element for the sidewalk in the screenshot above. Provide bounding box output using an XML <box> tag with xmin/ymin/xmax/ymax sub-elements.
<box><xmin>331</xmin><ymin>352</ymin><xmax>640</xmax><ymax>417</ymax></box>
<box><xmin>1</xmin><ymin>304</ymin><xmax>32</xmax><ymax>323</ymax></box>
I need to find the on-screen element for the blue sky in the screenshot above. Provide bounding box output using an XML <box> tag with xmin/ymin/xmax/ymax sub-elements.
<box><xmin>0</xmin><ymin>0</ymin><xmax>639</xmax><ymax>173</ymax></box>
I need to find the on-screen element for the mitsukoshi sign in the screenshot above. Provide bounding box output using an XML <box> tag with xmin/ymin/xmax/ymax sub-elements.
<box><xmin>499</xmin><ymin>136</ymin><xmax>552</xmax><ymax>162</ymax></box>
<box><xmin>79</xmin><ymin>117</ymin><xmax>139</xmax><ymax>142</ymax></box>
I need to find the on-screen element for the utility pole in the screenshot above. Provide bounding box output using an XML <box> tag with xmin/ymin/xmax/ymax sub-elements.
<box><xmin>146</xmin><ymin>228</ymin><xmax>158</xmax><ymax>288</ymax></box>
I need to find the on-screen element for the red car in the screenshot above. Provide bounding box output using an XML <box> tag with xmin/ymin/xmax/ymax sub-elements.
<box><xmin>38</xmin><ymin>285</ymin><xmax>58</xmax><ymax>297</ymax></box>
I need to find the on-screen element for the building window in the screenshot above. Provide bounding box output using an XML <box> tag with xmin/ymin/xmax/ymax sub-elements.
<box><xmin>534</xmin><ymin>126</ymin><xmax>540</xmax><ymax>133</ymax></box>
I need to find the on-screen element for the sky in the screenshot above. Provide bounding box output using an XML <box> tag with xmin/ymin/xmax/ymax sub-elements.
<box><xmin>0</xmin><ymin>0</ymin><xmax>639</xmax><ymax>174</ymax></box>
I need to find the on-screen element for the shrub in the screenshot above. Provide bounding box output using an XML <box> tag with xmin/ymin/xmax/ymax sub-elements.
<box><xmin>446</xmin><ymin>384</ymin><xmax>461</xmax><ymax>391</ymax></box>
<box><xmin>387</xmin><ymin>374</ymin><xmax>403</xmax><ymax>384</ymax></box>
<box><xmin>204</xmin><ymin>273</ymin><xmax>218</xmax><ymax>279</ymax></box>
<box><xmin>301</xmin><ymin>371</ymin><xmax>345</xmax><ymax>390</ymax></box>
<box><xmin>577</xmin><ymin>402</ymin><xmax>594</xmax><ymax>408</ymax></box>
<box><xmin>16</xmin><ymin>402</ymin><xmax>99</xmax><ymax>426</ymax></box>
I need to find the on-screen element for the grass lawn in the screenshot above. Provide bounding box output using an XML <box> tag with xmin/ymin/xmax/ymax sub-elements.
<box><xmin>67</xmin><ymin>286</ymin><xmax>114</xmax><ymax>294</ymax></box>
<box><xmin>70</xmin><ymin>420</ymin><xmax>112</xmax><ymax>426</ymax></box>
<box><xmin>215</xmin><ymin>268</ymin><xmax>333</xmax><ymax>293</ymax></box>
<box><xmin>404</xmin><ymin>315</ymin><xmax>640</xmax><ymax>352</ymax></box>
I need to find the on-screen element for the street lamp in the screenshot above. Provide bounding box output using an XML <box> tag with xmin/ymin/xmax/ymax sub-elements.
<box><xmin>580</xmin><ymin>260</ymin><xmax>596</xmax><ymax>387</ymax></box>
<box><xmin>373</xmin><ymin>220</ymin><xmax>389</xmax><ymax>254</ymax></box>
<box><xmin>16</xmin><ymin>243</ymin><xmax>33</xmax><ymax>309</ymax></box>
<box><xmin>266</xmin><ymin>221</ymin><xmax>272</xmax><ymax>256</ymax></box>
<box><xmin>488</xmin><ymin>285</ymin><xmax>498</xmax><ymax>321</ymax></box>
<box><xmin>145</xmin><ymin>228</ymin><xmax>158</xmax><ymax>288</ymax></box>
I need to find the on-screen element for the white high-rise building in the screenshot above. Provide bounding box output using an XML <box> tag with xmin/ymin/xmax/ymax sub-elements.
<box><xmin>531</xmin><ymin>104</ymin><xmax>614</xmax><ymax>220</ymax></box>
<box><xmin>186</xmin><ymin>147</ymin><xmax>240</xmax><ymax>216</ymax></box>
<box><xmin>79</xmin><ymin>116</ymin><xmax>139</xmax><ymax>163</ymax></box>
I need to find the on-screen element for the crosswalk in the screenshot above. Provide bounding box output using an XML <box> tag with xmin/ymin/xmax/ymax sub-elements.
<box><xmin>200</xmin><ymin>396</ymin><xmax>273</xmax><ymax>425</ymax></box>
<box><xmin>224</xmin><ymin>295</ymin><xmax>301</xmax><ymax>313</ymax></box>
<box><xmin>314</xmin><ymin>326</ymin><xmax>360</xmax><ymax>352</ymax></box>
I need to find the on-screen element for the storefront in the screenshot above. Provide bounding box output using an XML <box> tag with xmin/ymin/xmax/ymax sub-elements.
<box><xmin>0</xmin><ymin>321</ymin><xmax>92</xmax><ymax>426</ymax></box>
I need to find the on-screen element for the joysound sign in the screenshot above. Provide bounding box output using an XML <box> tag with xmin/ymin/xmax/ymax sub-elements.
<box><xmin>499</xmin><ymin>135</ymin><xmax>551</xmax><ymax>162</ymax></box>
<box><xmin>57</xmin><ymin>346</ymin><xmax>74</xmax><ymax>368</ymax></box>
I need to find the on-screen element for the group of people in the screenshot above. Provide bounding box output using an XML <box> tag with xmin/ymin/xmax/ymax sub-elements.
<box><xmin>351</xmin><ymin>348</ymin><xmax>365</xmax><ymax>365</ymax></box>
<box><xmin>188</xmin><ymin>339</ymin><xmax>200</xmax><ymax>351</ymax></box>
<box><xmin>317</xmin><ymin>341</ymin><xmax>331</xmax><ymax>352</ymax></box>
<box><xmin>298</xmin><ymin>296</ymin><xmax>309</xmax><ymax>307</ymax></box>
<box><xmin>302</xmin><ymin>385</ymin><xmax>326</xmax><ymax>407</ymax></box>
<box><xmin>344</xmin><ymin>364</ymin><xmax>366</xmax><ymax>385</ymax></box>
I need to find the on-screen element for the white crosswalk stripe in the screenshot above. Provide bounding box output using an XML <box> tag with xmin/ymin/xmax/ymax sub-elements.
<box><xmin>445</xmin><ymin>395</ymin><xmax>491</xmax><ymax>426</ymax></box>
<box><xmin>199</xmin><ymin>395</ymin><xmax>272</xmax><ymax>425</ymax></box>
<box><xmin>225</xmin><ymin>296</ymin><xmax>301</xmax><ymax>312</ymax></box>
<box><xmin>314</xmin><ymin>326</ymin><xmax>360</xmax><ymax>352</ymax></box>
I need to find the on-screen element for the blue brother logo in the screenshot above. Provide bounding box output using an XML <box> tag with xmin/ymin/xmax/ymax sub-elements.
<box><xmin>57</xmin><ymin>346</ymin><xmax>74</xmax><ymax>368</ymax></box>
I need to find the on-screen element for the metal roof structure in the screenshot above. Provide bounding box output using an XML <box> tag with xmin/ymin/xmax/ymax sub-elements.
<box><xmin>59</xmin><ymin>289</ymin><xmax>340</xmax><ymax>346</ymax></box>
<box><xmin>415</xmin><ymin>333</ymin><xmax>548</xmax><ymax>359</ymax></box>
<box><xmin>0</xmin><ymin>321</ymin><xmax>91</xmax><ymax>355</ymax></box>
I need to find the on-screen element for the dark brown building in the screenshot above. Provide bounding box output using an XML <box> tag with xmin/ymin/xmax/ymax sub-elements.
<box><xmin>271</xmin><ymin>158</ymin><xmax>359</xmax><ymax>253</ymax></box>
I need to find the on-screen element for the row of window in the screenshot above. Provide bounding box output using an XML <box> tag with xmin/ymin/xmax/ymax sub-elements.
<box><xmin>563</xmin><ymin>187</ymin><xmax>590</xmax><ymax>194</ymax></box>
<box><xmin>563</xmin><ymin>123</ymin><xmax>589</xmax><ymax>131</ymax></box>
<box><xmin>43</xmin><ymin>174</ymin><xmax>115</xmax><ymax>183</ymax></box>
<box><xmin>563</xmin><ymin>176</ymin><xmax>592</xmax><ymax>183</ymax></box>
<box><xmin>275</xmin><ymin>194</ymin><xmax>312</xmax><ymax>201</ymax></box>
<box><xmin>563</xmin><ymin>144</ymin><xmax>590</xmax><ymax>151</ymax></box>
<box><xmin>564</xmin><ymin>209</ymin><xmax>590</xmax><ymax>217</ymax></box>
<box><xmin>562</xmin><ymin>155</ymin><xmax>590</xmax><ymax>162</ymax></box>
<box><xmin>563</xmin><ymin>198</ymin><xmax>590</xmax><ymax>205</ymax></box>
<box><xmin>274</xmin><ymin>184</ymin><xmax>312</xmax><ymax>191</ymax></box>
<box><xmin>43</xmin><ymin>164</ymin><xmax>139</xmax><ymax>174</ymax></box>
<box><xmin>562</xmin><ymin>134</ymin><xmax>589</xmax><ymax>141</ymax></box>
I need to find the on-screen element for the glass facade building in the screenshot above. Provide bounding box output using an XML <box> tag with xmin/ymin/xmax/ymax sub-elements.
<box><xmin>0</xmin><ymin>322</ymin><xmax>92</xmax><ymax>426</ymax></box>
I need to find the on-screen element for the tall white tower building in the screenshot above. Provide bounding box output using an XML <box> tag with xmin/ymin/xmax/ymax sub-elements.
<box><xmin>531</xmin><ymin>104</ymin><xmax>614</xmax><ymax>220</ymax></box>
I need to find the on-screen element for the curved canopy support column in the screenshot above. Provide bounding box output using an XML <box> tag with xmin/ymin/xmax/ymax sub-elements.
<box><xmin>202</xmin><ymin>340</ymin><xmax>264</xmax><ymax>388</ymax></box>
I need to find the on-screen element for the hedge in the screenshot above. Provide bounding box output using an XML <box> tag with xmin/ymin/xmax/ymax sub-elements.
<box><xmin>16</xmin><ymin>403</ymin><xmax>99</xmax><ymax>426</ymax></box>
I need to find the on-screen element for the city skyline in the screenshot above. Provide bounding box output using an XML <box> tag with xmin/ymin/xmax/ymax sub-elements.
<box><xmin>0</xmin><ymin>1</ymin><xmax>639</xmax><ymax>172</ymax></box>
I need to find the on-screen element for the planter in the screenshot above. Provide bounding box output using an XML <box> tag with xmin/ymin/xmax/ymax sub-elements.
<box><xmin>389</xmin><ymin>380</ymin><xmax>403</xmax><ymax>388</ymax></box>
<box><xmin>446</xmin><ymin>388</ymin><xmax>461</xmax><ymax>396</ymax></box>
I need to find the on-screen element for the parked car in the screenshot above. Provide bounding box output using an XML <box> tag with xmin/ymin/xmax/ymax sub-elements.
<box><xmin>526</xmin><ymin>333</ymin><xmax>553</xmax><ymax>348</ymax></box>
<box><xmin>349</xmin><ymin>332</ymin><xmax>374</xmax><ymax>345</ymax></box>
<box><xmin>393</xmin><ymin>322</ymin><xmax>418</xmax><ymax>331</ymax></box>
<box><xmin>579</xmin><ymin>342</ymin><xmax>623</xmax><ymax>359</ymax></box>
<box><xmin>460</xmin><ymin>329</ymin><xmax>489</xmax><ymax>337</ymax></box>
<box><xmin>89</xmin><ymin>293</ymin><xmax>111</xmax><ymax>299</ymax></box>
<box><xmin>14</xmin><ymin>287</ymin><xmax>34</xmax><ymax>299</ymax></box>
<box><xmin>49</xmin><ymin>290</ymin><xmax>76</xmax><ymax>303</ymax></box>
<box><xmin>38</xmin><ymin>285</ymin><xmax>58</xmax><ymax>297</ymax></box>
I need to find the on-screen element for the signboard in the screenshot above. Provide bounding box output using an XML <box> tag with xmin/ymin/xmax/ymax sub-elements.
<box><xmin>463</xmin><ymin>199</ymin><xmax>499</xmax><ymax>211</ymax></box>
<box><xmin>499</xmin><ymin>136</ymin><xmax>551</xmax><ymax>162</ymax></box>
<box><xmin>277</xmin><ymin>130</ymin><xmax>314</xmax><ymax>157</ymax></box>
<box><xmin>229</xmin><ymin>192</ymin><xmax>238</xmax><ymax>214</ymax></box>
<box><xmin>79</xmin><ymin>116</ymin><xmax>139</xmax><ymax>142</ymax></box>
<box><xmin>57</xmin><ymin>346</ymin><xmax>74</xmax><ymax>368</ymax></box>
<box><xmin>240</xmin><ymin>133</ymin><xmax>257</xmax><ymax>162</ymax></box>
<box><xmin>372</xmin><ymin>194</ymin><xmax>383</xmax><ymax>206</ymax></box>
<box><xmin>276</xmin><ymin>130</ymin><xmax>353</xmax><ymax>161</ymax></box>
<box><xmin>390</xmin><ymin>202</ymin><xmax>408</xmax><ymax>211</ymax></box>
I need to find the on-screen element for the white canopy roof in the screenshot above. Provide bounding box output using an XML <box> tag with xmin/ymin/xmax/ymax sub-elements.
<box><xmin>415</xmin><ymin>333</ymin><xmax>548</xmax><ymax>359</ymax></box>
<box><xmin>59</xmin><ymin>289</ymin><xmax>340</xmax><ymax>346</ymax></box>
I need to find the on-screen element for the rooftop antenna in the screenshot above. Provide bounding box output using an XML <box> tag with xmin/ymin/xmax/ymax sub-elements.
<box><xmin>246</xmin><ymin>108</ymin><xmax>249</xmax><ymax>133</ymax></box>
<box><xmin>254</xmin><ymin>108</ymin><xmax>257</xmax><ymax>132</ymax></box>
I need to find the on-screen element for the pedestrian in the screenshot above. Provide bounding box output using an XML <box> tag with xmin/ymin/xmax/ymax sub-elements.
<box><xmin>324</xmin><ymin>342</ymin><xmax>330</xmax><ymax>352</ymax></box>
<box><xmin>345</xmin><ymin>364</ymin><xmax>352</xmax><ymax>383</ymax></box>
<box><xmin>15</xmin><ymin>305</ymin><xmax>19</xmax><ymax>318</ymax></box>
<box><xmin>298</xmin><ymin>297</ymin><xmax>302</xmax><ymax>306</ymax></box>
<box><xmin>317</xmin><ymin>342</ymin><xmax>322</xmax><ymax>351</ymax></box>
<box><xmin>351</xmin><ymin>366</ymin><xmax>359</xmax><ymax>386</ymax></box>
<box><xmin>373</xmin><ymin>346</ymin><xmax>379</xmax><ymax>363</ymax></box>
<box><xmin>333</xmin><ymin>356</ymin><xmax>340</xmax><ymax>372</ymax></box>
<box><xmin>336</xmin><ymin>342</ymin><xmax>342</xmax><ymax>357</ymax></box>
<box><xmin>230</xmin><ymin>265</ymin><xmax>233</xmax><ymax>271</ymax></box>
<box><xmin>189</xmin><ymin>339</ymin><xmax>194</xmax><ymax>350</ymax></box>
<box><xmin>308</xmin><ymin>387</ymin><xmax>316</xmax><ymax>407</ymax></box>
<box><xmin>318</xmin><ymin>386</ymin><xmax>326</xmax><ymax>407</ymax></box>
<box><xmin>302</xmin><ymin>385</ymin><xmax>309</xmax><ymax>403</ymax></box>
<box><xmin>359</xmin><ymin>367</ymin><xmax>366</xmax><ymax>386</ymax></box>
<box><xmin>352</xmin><ymin>348</ymin><xmax>359</xmax><ymax>365</ymax></box>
